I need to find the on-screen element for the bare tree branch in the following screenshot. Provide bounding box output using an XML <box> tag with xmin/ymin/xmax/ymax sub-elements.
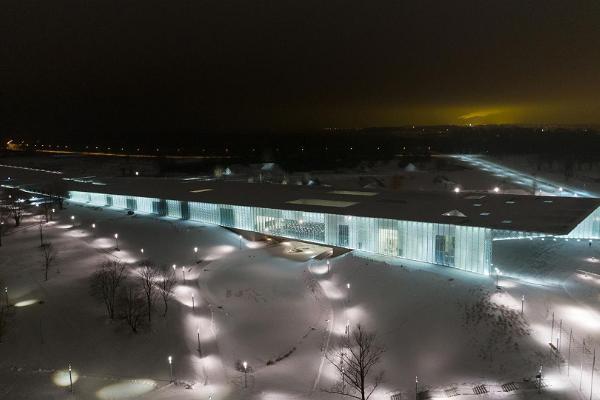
<box><xmin>90</xmin><ymin>260</ymin><xmax>128</xmax><ymax>319</ymax></box>
<box><xmin>137</xmin><ymin>263</ymin><xmax>159</xmax><ymax>323</ymax></box>
<box><xmin>323</xmin><ymin>324</ymin><xmax>385</xmax><ymax>400</ymax></box>
<box><xmin>40</xmin><ymin>242</ymin><xmax>57</xmax><ymax>281</ymax></box>
<box><xmin>158</xmin><ymin>266</ymin><xmax>176</xmax><ymax>317</ymax></box>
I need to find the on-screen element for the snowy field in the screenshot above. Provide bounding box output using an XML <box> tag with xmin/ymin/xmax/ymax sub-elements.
<box><xmin>0</xmin><ymin>201</ymin><xmax>596</xmax><ymax>400</ymax></box>
<box><xmin>1</xmin><ymin>155</ymin><xmax>600</xmax><ymax>399</ymax></box>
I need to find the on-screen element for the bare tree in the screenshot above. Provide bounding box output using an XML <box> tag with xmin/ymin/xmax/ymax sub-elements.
<box><xmin>324</xmin><ymin>325</ymin><xmax>385</xmax><ymax>400</ymax></box>
<box><xmin>138</xmin><ymin>263</ymin><xmax>159</xmax><ymax>323</ymax></box>
<box><xmin>90</xmin><ymin>261</ymin><xmax>128</xmax><ymax>319</ymax></box>
<box><xmin>158</xmin><ymin>266</ymin><xmax>176</xmax><ymax>317</ymax></box>
<box><xmin>40</xmin><ymin>242</ymin><xmax>57</xmax><ymax>281</ymax></box>
<box><xmin>8</xmin><ymin>203</ymin><xmax>24</xmax><ymax>227</ymax></box>
<box><xmin>119</xmin><ymin>282</ymin><xmax>145</xmax><ymax>333</ymax></box>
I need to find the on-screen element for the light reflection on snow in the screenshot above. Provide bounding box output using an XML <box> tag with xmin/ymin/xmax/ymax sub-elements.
<box><xmin>259</xmin><ymin>390</ymin><xmax>297</xmax><ymax>399</ymax></box>
<box><xmin>556</xmin><ymin>305</ymin><xmax>600</xmax><ymax>331</ymax></box>
<box><xmin>204</xmin><ymin>245</ymin><xmax>236</xmax><ymax>261</ymax></box>
<box><xmin>308</xmin><ymin>262</ymin><xmax>329</xmax><ymax>275</ymax></box>
<box><xmin>184</xmin><ymin>314</ymin><xmax>215</xmax><ymax>342</ymax></box>
<box><xmin>173</xmin><ymin>286</ymin><xmax>203</xmax><ymax>308</ymax></box>
<box><xmin>52</xmin><ymin>368</ymin><xmax>79</xmax><ymax>386</ymax></box>
<box><xmin>245</xmin><ymin>241</ymin><xmax>265</xmax><ymax>249</ymax></box>
<box><xmin>544</xmin><ymin>372</ymin><xmax>571</xmax><ymax>391</ymax></box>
<box><xmin>319</xmin><ymin>280</ymin><xmax>344</xmax><ymax>299</ymax></box>
<box><xmin>91</xmin><ymin>238</ymin><xmax>114</xmax><ymax>249</ymax></box>
<box><xmin>96</xmin><ymin>379</ymin><xmax>157</xmax><ymax>399</ymax></box>
<box><xmin>530</xmin><ymin>323</ymin><xmax>553</xmax><ymax>347</ymax></box>
<box><xmin>64</xmin><ymin>229</ymin><xmax>90</xmax><ymax>238</ymax></box>
<box><xmin>490</xmin><ymin>291</ymin><xmax>520</xmax><ymax>311</ymax></box>
<box><xmin>14</xmin><ymin>299</ymin><xmax>38</xmax><ymax>307</ymax></box>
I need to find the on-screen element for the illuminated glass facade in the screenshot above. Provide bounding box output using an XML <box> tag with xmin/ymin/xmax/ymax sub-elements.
<box><xmin>492</xmin><ymin>206</ymin><xmax>600</xmax><ymax>241</ymax></box>
<box><xmin>69</xmin><ymin>190</ymin><xmax>498</xmax><ymax>275</ymax></box>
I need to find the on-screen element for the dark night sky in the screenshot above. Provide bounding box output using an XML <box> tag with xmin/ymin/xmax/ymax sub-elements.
<box><xmin>2</xmin><ymin>0</ymin><xmax>600</xmax><ymax>139</ymax></box>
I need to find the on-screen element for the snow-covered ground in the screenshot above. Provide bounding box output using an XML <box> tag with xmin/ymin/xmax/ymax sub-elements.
<box><xmin>2</xmin><ymin>154</ymin><xmax>600</xmax><ymax>399</ymax></box>
<box><xmin>0</xmin><ymin>200</ymin><xmax>596</xmax><ymax>400</ymax></box>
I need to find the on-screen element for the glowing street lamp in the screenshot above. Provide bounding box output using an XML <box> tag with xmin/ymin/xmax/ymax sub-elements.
<box><xmin>346</xmin><ymin>282</ymin><xmax>351</xmax><ymax>304</ymax></box>
<box><xmin>454</xmin><ymin>187</ymin><xmax>460</xmax><ymax>193</ymax></box>
<box><xmin>168</xmin><ymin>356</ymin><xmax>173</xmax><ymax>382</ymax></box>
<box><xmin>521</xmin><ymin>295</ymin><xmax>525</xmax><ymax>315</ymax></box>
<box><xmin>91</xmin><ymin>223</ymin><xmax>96</xmax><ymax>229</ymax></box>
<box><xmin>493</xmin><ymin>187</ymin><xmax>500</xmax><ymax>193</ymax></box>
<box><xmin>4</xmin><ymin>287</ymin><xmax>8</xmax><ymax>307</ymax></box>
<box><xmin>239</xmin><ymin>234</ymin><xmax>242</xmax><ymax>250</ymax></box>
<box><xmin>114</xmin><ymin>233</ymin><xmax>119</xmax><ymax>251</ymax></box>
<box><xmin>140</xmin><ymin>248</ymin><xmax>144</xmax><ymax>254</ymax></box>
<box><xmin>194</xmin><ymin>246</ymin><xmax>199</xmax><ymax>263</ymax></box>
<box><xmin>327</xmin><ymin>259</ymin><xmax>330</xmax><ymax>274</ymax></box>
<box><xmin>243</xmin><ymin>361</ymin><xmax>248</xmax><ymax>388</ymax></box>
<box><xmin>191</xmin><ymin>294</ymin><xmax>195</xmax><ymax>311</ymax></box>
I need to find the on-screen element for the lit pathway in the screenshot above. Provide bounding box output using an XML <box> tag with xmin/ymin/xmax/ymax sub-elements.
<box><xmin>450</xmin><ymin>154</ymin><xmax>598</xmax><ymax>198</ymax></box>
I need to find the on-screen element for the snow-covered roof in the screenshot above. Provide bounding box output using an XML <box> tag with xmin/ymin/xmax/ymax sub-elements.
<box><xmin>68</xmin><ymin>178</ymin><xmax>600</xmax><ymax>235</ymax></box>
<box><xmin>2</xmin><ymin>166</ymin><xmax>598</xmax><ymax>235</ymax></box>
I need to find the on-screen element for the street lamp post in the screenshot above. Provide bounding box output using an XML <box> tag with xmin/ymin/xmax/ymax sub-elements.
<box><xmin>140</xmin><ymin>248</ymin><xmax>144</xmax><ymax>255</ymax></box>
<box><xmin>327</xmin><ymin>259</ymin><xmax>330</xmax><ymax>274</ymax></box>
<box><xmin>494</xmin><ymin>267</ymin><xmax>501</xmax><ymax>288</ymax></box>
<box><xmin>92</xmin><ymin>223</ymin><xmax>96</xmax><ymax>229</ymax></box>
<box><xmin>182</xmin><ymin>266</ymin><xmax>186</xmax><ymax>282</ymax></box>
<box><xmin>192</xmin><ymin>294</ymin><xmax>195</xmax><ymax>311</ymax></box>
<box><xmin>243</xmin><ymin>361</ymin><xmax>248</xmax><ymax>388</ymax></box>
<box><xmin>168</xmin><ymin>356</ymin><xmax>173</xmax><ymax>382</ymax></box>
<box><xmin>114</xmin><ymin>233</ymin><xmax>119</xmax><ymax>251</ymax></box>
<box><xmin>68</xmin><ymin>364</ymin><xmax>73</xmax><ymax>393</ymax></box>
<box><xmin>345</xmin><ymin>319</ymin><xmax>350</xmax><ymax>340</ymax></box>
<box><xmin>194</xmin><ymin>247</ymin><xmax>199</xmax><ymax>263</ymax></box>
<box><xmin>4</xmin><ymin>287</ymin><xmax>8</xmax><ymax>307</ymax></box>
<box><xmin>172</xmin><ymin>264</ymin><xmax>177</xmax><ymax>281</ymax></box>
<box><xmin>521</xmin><ymin>295</ymin><xmax>525</xmax><ymax>315</ymax></box>
<box><xmin>239</xmin><ymin>235</ymin><xmax>242</xmax><ymax>250</ymax></box>
<box><xmin>415</xmin><ymin>376</ymin><xmax>419</xmax><ymax>400</ymax></box>
<box><xmin>197</xmin><ymin>328</ymin><xmax>202</xmax><ymax>355</ymax></box>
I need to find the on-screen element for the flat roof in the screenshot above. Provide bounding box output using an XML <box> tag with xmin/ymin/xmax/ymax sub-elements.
<box><xmin>2</xmin><ymin>166</ymin><xmax>598</xmax><ymax>235</ymax></box>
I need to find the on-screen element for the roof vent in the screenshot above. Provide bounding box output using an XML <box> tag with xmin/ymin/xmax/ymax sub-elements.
<box><xmin>442</xmin><ymin>210</ymin><xmax>467</xmax><ymax>218</ymax></box>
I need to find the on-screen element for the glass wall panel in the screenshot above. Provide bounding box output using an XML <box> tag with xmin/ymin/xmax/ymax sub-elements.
<box><xmin>68</xmin><ymin>190</ymin><xmax>493</xmax><ymax>275</ymax></box>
